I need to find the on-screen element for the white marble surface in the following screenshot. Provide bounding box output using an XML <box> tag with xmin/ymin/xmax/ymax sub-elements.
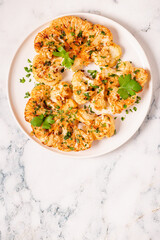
<box><xmin>0</xmin><ymin>0</ymin><xmax>160</xmax><ymax>239</ymax></box>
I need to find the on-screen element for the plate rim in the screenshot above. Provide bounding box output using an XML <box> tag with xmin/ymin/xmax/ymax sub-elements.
<box><xmin>7</xmin><ymin>12</ymin><xmax>153</xmax><ymax>159</ymax></box>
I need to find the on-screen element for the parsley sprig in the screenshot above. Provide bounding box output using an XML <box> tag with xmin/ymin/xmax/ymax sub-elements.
<box><xmin>52</xmin><ymin>46</ymin><xmax>74</xmax><ymax>69</ymax></box>
<box><xmin>31</xmin><ymin>114</ymin><xmax>55</xmax><ymax>129</ymax></box>
<box><xmin>117</xmin><ymin>74</ymin><xmax>142</xmax><ymax>100</ymax></box>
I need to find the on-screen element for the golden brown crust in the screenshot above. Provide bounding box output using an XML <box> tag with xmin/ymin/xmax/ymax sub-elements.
<box><xmin>33</xmin><ymin>16</ymin><xmax>121</xmax><ymax>81</ymax></box>
<box><xmin>32</xmin><ymin>54</ymin><xmax>62</xmax><ymax>86</ymax></box>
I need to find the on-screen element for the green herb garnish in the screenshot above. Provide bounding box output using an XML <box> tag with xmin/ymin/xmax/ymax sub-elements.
<box><xmin>44</xmin><ymin>60</ymin><xmax>51</xmax><ymax>66</ymax></box>
<box><xmin>42</xmin><ymin>115</ymin><xmax>55</xmax><ymax>129</ymax></box>
<box><xmin>64</xmin><ymin>131</ymin><xmax>72</xmax><ymax>140</ymax></box>
<box><xmin>31</xmin><ymin>114</ymin><xmax>55</xmax><ymax>129</ymax></box>
<box><xmin>24</xmin><ymin>67</ymin><xmax>32</xmax><ymax>73</ymax></box>
<box><xmin>86</xmin><ymin>40</ymin><xmax>91</xmax><ymax>46</ymax></box>
<box><xmin>31</xmin><ymin>114</ymin><xmax>44</xmax><ymax>127</ymax></box>
<box><xmin>52</xmin><ymin>46</ymin><xmax>74</xmax><ymax>69</ymax></box>
<box><xmin>116</xmin><ymin>59</ymin><xmax>121</xmax><ymax>69</ymax></box>
<box><xmin>26</xmin><ymin>73</ymin><xmax>31</xmax><ymax>78</ymax></box>
<box><xmin>87</xmin><ymin>70</ymin><xmax>97</xmax><ymax>79</ymax></box>
<box><xmin>77</xmin><ymin>30</ymin><xmax>83</xmax><ymax>38</ymax></box>
<box><xmin>77</xmin><ymin>90</ymin><xmax>81</xmax><ymax>95</ymax></box>
<box><xmin>101</xmin><ymin>31</ymin><xmax>106</xmax><ymax>35</ymax></box>
<box><xmin>117</xmin><ymin>74</ymin><xmax>142</xmax><ymax>100</ymax></box>
<box><xmin>20</xmin><ymin>77</ymin><xmax>25</xmax><ymax>83</ymax></box>
<box><xmin>109</xmin><ymin>74</ymin><xmax>117</xmax><ymax>77</ymax></box>
<box><xmin>134</xmin><ymin>69</ymin><xmax>140</xmax><ymax>74</ymax></box>
<box><xmin>24</xmin><ymin>91</ymin><xmax>30</xmax><ymax>98</ymax></box>
<box><xmin>84</xmin><ymin>92</ymin><xmax>91</xmax><ymax>100</ymax></box>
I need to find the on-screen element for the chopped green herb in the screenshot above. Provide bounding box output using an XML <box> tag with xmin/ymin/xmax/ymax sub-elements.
<box><xmin>87</xmin><ymin>70</ymin><xmax>97</xmax><ymax>79</ymax></box>
<box><xmin>101</xmin><ymin>31</ymin><xmax>106</xmax><ymax>35</ymax></box>
<box><xmin>77</xmin><ymin>90</ymin><xmax>81</xmax><ymax>95</ymax></box>
<box><xmin>95</xmin><ymin>128</ymin><xmax>100</xmax><ymax>133</ymax></box>
<box><xmin>133</xmin><ymin>106</ymin><xmax>137</xmax><ymax>111</ymax></box>
<box><xmin>125</xmin><ymin>109</ymin><xmax>129</xmax><ymax>114</ymax></box>
<box><xmin>84</xmin><ymin>92</ymin><xmax>90</xmax><ymax>100</ymax></box>
<box><xmin>24</xmin><ymin>91</ymin><xmax>30</xmax><ymax>98</ymax></box>
<box><xmin>60</xmin><ymin>30</ymin><xmax>66</xmax><ymax>39</ymax></box>
<box><xmin>64</xmin><ymin>131</ymin><xmax>72</xmax><ymax>140</ymax></box>
<box><xmin>116</xmin><ymin>59</ymin><xmax>121</xmax><ymax>69</ymax></box>
<box><xmin>102</xmin><ymin>79</ymin><xmax>107</xmax><ymax>84</ymax></box>
<box><xmin>69</xmin><ymin>146</ymin><xmax>74</xmax><ymax>150</ymax></box>
<box><xmin>102</xmin><ymin>123</ymin><xmax>106</xmax><ymax>127</ymax></box>
<box><xmin>46</xmin><ymin>41</ymin><xmax>55</xmax><ymax>46</ymax></box>
<box><xmin>89</xmin><ymin>83</ymin><xmax>99</xmax><ymax>89</ymax></box>
<box><xmin>100</xmin><ymin>56</ymin><xmax>106</xmax><ymax>58</ymax></box>
<box><xmin>26</xmin><ymin>73</ymin><xmax>31</xmax><ymax>78</ymax></box>
<box><xmin>28</xmin><ymin>59</ymin><xmax>31</xmax><ymax>63</ymax></box>
<box><xmin>56</xmin><ymin>105</ymin><xmax>60</xmax><ymax>109</ymax></box>
<box><xmin>121</xmin><ymin>117</ymin><xmax>125</xmax><ymax>121</ymax></box>
<box><xmin>89</xmin><ymin>35</ymin><xmax>94</xmax><ymax>38</ymax></box>
<box><xmin>77</xmin><ymin>30</ymin><xmax>83</xmax><ymax>38</ymax></box>
<box><xmin>134</xmin><ymin>69</ymin><xmax>140</xmax><ymax>74</ymax></box>
<box><xmin>88</xmin><ymin>105</ymin><xmax>95</xmax><ymax>113</ymax></box>
<box><xmin>114</xmin><ymin>117</ymin><xmax>117</xmax><ymax>119</ymax></box>
<box><xmin>109</xmin><ymin>74</ymin><xmax>117</xmax><ymax>77</ymax></box>
<box><xmin>89</xmin><ymin>50</ymin><xmax>94</xmax><ymax>56</ymax></box>
<box><xmin>44</xmin><ymin>60</ymin><xmax>51</xmax><ymax>66</ymax></box>
<box><xmin>24</xmin><ymin>67</ymin><xmax>32</xmax><ymax>73</ymax></box>
<box><xmin>20</xmin><ymin>77</ymin><xmax>25</xmax><ymax>83</ymax></box>
<box><xmin>123</xmin><ymin>104</ymin><xmax>127</xmax><ymax>109</ymax></box>
<box><xmin>86</xmin><ymin>40</ymin><xmax>91</xmax><ymax>46</ymax></box>
<box><xmin>71</xmin><ymin>32</ymin><xmax>75</xmax><ymax>36</ymax></box>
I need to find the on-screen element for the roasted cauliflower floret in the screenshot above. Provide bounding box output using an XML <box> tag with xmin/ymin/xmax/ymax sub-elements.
<box><xmin>98</xmin><ymin>61</ymin><xmax>148</xmax><ymax>113</ymax></box>
<box><xmin>77</xmin><ymin>109</ymin><xmax>115</xmax><ymax>140</ymax></box>
<box><xmin>32</xmin><ymin>54</ymin><xmax>62</xmax><ymax>86</ymax></box>
<box><xmin>91</xmin><ymin>84</ymin><xmax>107</xmax><ymax>111</ymax></box>
<box><xmin>73</xmin><ymin>128</ymin><xmax>94</xmax><ymax>151</ymax></box>
<box><xmin>50</xmin><ymin>81</ymin><xmax>72</xmax><ymax>105</ymax></box>
<box><xmin>43</xmin><ymin>16</ymin><xmax>121</xmax><ymax>70</ymax></box>
<box><xmin>72</xmin><ymin>70</ymin><xmax>98</xmax><ymax>104</ymax></box>
<box><xmin>30</xmin><ymin>84</ymin><xmax>51</xmax><ymax>99</ymax></box>
<box><xmin>25</xmin><ymin>98</ymin><xmax>46</xmax><ymax>122</ymax></box>
<box><xmin>92</xmin><ymin>43</ymin><xmax>122</xmax><ymax>67</ymax></box>
<box><xmin>133</xmin><ymin>68</ymin><xmax>148</xmax><ymax>87</ymax></box>
<box><xmin>34</xmin><ymin>27</ymin><xmax>63</xmax><ymax>56</ymax></box>
<box><xmin>91</xmin><ymin>114</ymin><xmax>115</xmax><ymax>140</ymax></box>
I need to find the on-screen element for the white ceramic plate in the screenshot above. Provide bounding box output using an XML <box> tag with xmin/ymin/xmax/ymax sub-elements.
<box><xmin>8</xmin><ymin>13</ymin><xmax>152</xmax><ymax>158</ymax></box>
